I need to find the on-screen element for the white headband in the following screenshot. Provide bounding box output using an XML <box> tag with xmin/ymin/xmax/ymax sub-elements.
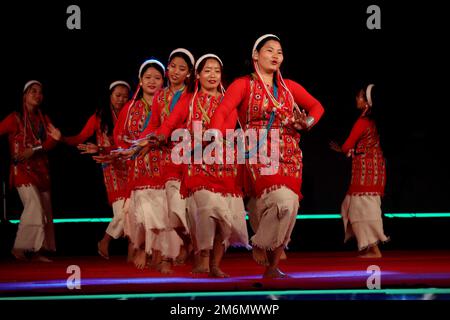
<box><xmin>252</xmin><ymin>34</ymin><xmax>280</xmax><ymax>55</ymax></box>
<box><xmin>109</xmin><ymin>80</ymin><xmax>130</xmax><ymax>91</ymax></box>
<box><xmin>23</xmin><ymin>80</ymin><xmax>42</xmax><ymax>93</ymax></box>
<box><xmin>169</xmin><ymin>48</ymin><xmax>195</xmax><ymax>67</ymax></box>
<box><xmin>366</xmin><ymin>84</ymin><xmax>375</xmax><ymax>107</ymax></box>
<box><xmin>138</xmin><ymin>59</ymin><xmax>166</xmax><ymax>78</ymax></box>
<box><xmin>195</xmin><ymin>54</ymin><xmax>223</xmax><ymax>72</ymax></box>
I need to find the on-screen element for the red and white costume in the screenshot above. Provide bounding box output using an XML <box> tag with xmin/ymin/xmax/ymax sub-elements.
<box><xmin>115</xmin><ymin>97</ymin><xmax>182</xmax><ymax>259</ymax></box>
<box><xmin>340</xmin><ymin>116</ymin><xmax>389</xmax><ymax>250</ymax></box>
<box><xmin>210</xmin><ymin>73</ymin><xmax>324</xmax><ymax>250</ymax></box>
<box><xmin>0</xmin><ymin>110</ymin><xmax>58</xmax><ymax>252</ymax></box>
<box><xmin>140</xmin><ymin>87</ymin><xmax>190</xmax><ymax>234</ymax></box>
<box><xmin>156</xmin><ymin>91</ymin><xmax>249</xmax><ymax>251</ymax></box>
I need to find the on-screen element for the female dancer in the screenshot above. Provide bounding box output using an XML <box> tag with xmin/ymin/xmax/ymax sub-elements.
<box><xmin>138</xmin><ymin>48</ymin><xmax>196</xmax><ymax>270</ymax></box>
<box><xmin>330</xmin><ymin>84</ymin><xmax>388</xmax><ymax>258</ymax></box>
<box><xmin>0</xmin><ymin>80</ymin><xmax>61</xmax><ymax>261</ymax></box>
<box><xmin>144</xmin><ymin>54</ymin><xmax>249</xmax><ymax>277</ymax></box>
<box><xmin>210</xmin><ymin>34</ymin><xmax>325</xmax><ymax>278</ymax></box>
<box><xmin>60</xmin><ymin>81</ymin><xmax>130</xmax><ymax>259</ymax></box>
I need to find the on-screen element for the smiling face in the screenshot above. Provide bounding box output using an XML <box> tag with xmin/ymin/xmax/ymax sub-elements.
<box><xmin>253</xmin><ymin>39</ymin><xmax>284</xmax><ymax>74</ymax></box>
<box><xmin>197</xmin><ymin>58</ymin><xmax>222</xmax><ymax>93</ymax></box>
<box><xmin>140</xmin><ymin>66</ymin><xmax>164</xmax><ymax>96</ymax></box>
<box><xmin>23</xmin><ymin>83</ymin><xmax>43</xmax><ymax>110</ymax></box>
<box><xmin>167</xmin><ymin>56</ymin><xmax>190</xmax><ymax>88</ymax></box>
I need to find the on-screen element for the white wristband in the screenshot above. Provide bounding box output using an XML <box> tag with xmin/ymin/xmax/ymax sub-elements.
<box><xmin>306</xmin><ymin>116</ymin><xmax>315</xmax><ymax>128</ymax></box>
<box><xmin>32</xmin><ymin>145</ymin><xmax>43</xmax><ymax>152</ymax></box>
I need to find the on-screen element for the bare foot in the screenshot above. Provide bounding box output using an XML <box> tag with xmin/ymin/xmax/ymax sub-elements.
<box><xmin>358</xmin><ymin>251</ymin><xmax>382</xmax><ymax>258</ymax></box>
<box><xmin>158</xmin><ymin>260</ymin><xmax>174</xmax><ymax>274</ymax></box>
<box><xmin>191</xmin><ymin>254</ymin><xmax>210</xmax><ymax>274</ymax></box>
<box><xmin>133</xmin><ymin>249</ymin><xmax>147</xmax><ymax>269</ymax></box>
<box><xmin>32</xmin><ymin>253</ymin><xmax>53</xmax><ymax>263</ymax></box>
<box><xmin>358</xmin><ymin>245</ymin><xmax>382</xmax><ymax>258</ymax></box>
<box><xmin>174</xmin><ymin>245</ymin><xmax>189</xmax><ymax>266</ymax></box>
<box><xmin>149</xmin><ymin>251</ymin><xmax>162</xmax><ymax>270</ymax></box>
<box><xmin>209</xmin><ymin>266</ymin><xmax>229</xmax><ymax>278</ymax></box>
<box><xmin>252</xmin><ymin>247</ymin><xmax>269</xmax><ymax>266</ymax></box>
<box><xmin>263</xmin><ymin>267</ymin><xmax>290</xmax><ymax>279</ymax></box>
<box><xmin>11</xmin><ymin>249</ymin><xmax>28</xmax><ymax>261</ymax></box>
<box><xmin>97</xmin><ymin>240</ymin><xmax>109</xmax><ymax>260</ymax></box>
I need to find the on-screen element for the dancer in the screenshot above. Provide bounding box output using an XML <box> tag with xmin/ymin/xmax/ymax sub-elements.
<box><xmin>0</xmin><ymin>80</ymin><xmax>61</xmax><ymax>262</ymax></box>
<box><xmin>138</xmin><ymin>48</ymin><xmax>195</xmax><ymax>271</ymax></box>
<box><xmin>330</xmin><ymin>84</ymin><xmax>388</xmax><ymax>258</ymax></box>
<box><xmin>210</xmin><ymin>34</ymin><xmax>325</xmax><ymax>278</ymax></box>
<box><xmin>144</xmin><ymin>54</ymin><xmax>249</xmax><ymax>277</ymax></box>
<box><xmin>60</xmin><ymin>81</ymin><xmax>130</xmax><ymax>259</ymax></box>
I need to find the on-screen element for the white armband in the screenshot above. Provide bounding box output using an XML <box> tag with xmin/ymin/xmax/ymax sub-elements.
<box><xmin>306</xmin><ymin>116</ymin><xmax>315</xmax><ymax>128</ymax></box>
<box><xmin>32</xmin><ymin>145</ymin><xmax>43</xmax><ymax>152</ymax></box>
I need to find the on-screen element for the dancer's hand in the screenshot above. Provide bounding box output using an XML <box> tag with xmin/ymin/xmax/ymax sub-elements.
<box><xmin>345</xmin><ymin>148</ymin><xmax>354</xmax><ymax>158</ymax></box>
<box><xmin>77</xmin><ymin>143</ymin><xmax>99</xmax><ymax>154</ymax></box>
<box><xmin>292</xmin><ymin>108</ymin><xmax>308</xmax><ymax>130</ymax></box>
<box><xmin>47</xmin><ymin>123</ymin><xmax>62</xmax><ymax>141</ymax></box>
<box><xmin>92</xmin><ymin>153</ymin><xmax>118</xmax><ymax>164</ymax></box>
<box><xmin>137</xmin><ymin>145</ymin><xmax>151</xmax><ymax>157</ymax></box>
<box><xmin>329</xmin><ymin>141</ymin><xmax>342</xmax><ymax>153</ymax></box>
<box><xmin>116</xmin><ymin>147</ymin><xmax>138</xmax><ymax>160</ymax></box>
<box><xmin>15</xmin><ymin>148</ymin><xmax>34</xmax><ymax>162</ymax></box>
<box><xmin>135</xmin><ymin>133</ymin><xmax>165</xmax><ymax>148</ymax></box>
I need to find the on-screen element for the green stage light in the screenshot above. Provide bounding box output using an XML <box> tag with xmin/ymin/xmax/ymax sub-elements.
<box><xmin>1</xmin><ymin>288</ymin><xmax>450</xmax><ymax>301</ymax></box>
<box><xmin>4</xmin><ymin>213</ymin><xmax>450</xmax><ymax>224</ymax></box>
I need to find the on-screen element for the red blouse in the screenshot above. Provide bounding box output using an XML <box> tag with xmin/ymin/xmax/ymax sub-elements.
<box><xmin>114</xmin><ymin>99</ymin><xmax>165</xmax><ymax>192</ymax></box>
<box><xmin>341</xmin><ymin>117</ymin><xmax>386</xmax><ymax>196</ymax></box>
<box><xmin>156</xmin><ymin>91</ymin><xmax>242</xmax><ymax>197</ymax></box>
<box><xmin>210</xmin><ymin>75</ymin><xmax>324</xmax><ymax>199</ymax></box>
<box><xmin>139</xmin><ymin>87</ymin><xmax>188</xmax><ymax>184</ymax></box>
<box><xmin>62</xmin><ymin>113</ymin><xmax>128</xmax><ymax>204</ymax></box>
<box><xmin>0</xmin><ymin>111</ymin><xmax>58</xmax><ymax>191</ymax></box>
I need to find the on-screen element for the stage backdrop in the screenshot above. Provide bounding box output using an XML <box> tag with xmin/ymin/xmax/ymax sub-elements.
<box><xmin>1</xmin><ymin>1</ymin><xmax>448</xmax><ymax>218</ymax></box>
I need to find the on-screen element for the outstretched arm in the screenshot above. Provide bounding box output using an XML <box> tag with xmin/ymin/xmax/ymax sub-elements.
<box><xmin>61</xmin><ymin>114</ymin><xmax>97</xmax><ymax>146</ymax></box>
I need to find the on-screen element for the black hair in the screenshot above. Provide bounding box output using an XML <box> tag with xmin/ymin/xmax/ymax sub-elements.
<box><xmin>195</xmin><ymin>56</ymin><xmax>225</xmax><ymax>92</ymax></box>
<box><xmin>255</xmin><ymin>35</ymin><xmax>281</xmax><ymax>52</ymax></box>
<box><xmin>242</xmin><ymin>35</ymin><xmax>282</xmax><ymax>78</ymax></box>
<box><xmin>359</xmin><ymin>84</ymin><xmax>389</xmax><ymax>155</ymax></box>
<box><xmin>20</xmin><ymin>82</ymin><xmax>45</xmax><ymax>116</ymax></box>
<box><xmin>96</xmin><ymin>84</ymin><xmax>129</xmax><ymax>136</ymax></box>
<box><xmin>137</xmin><ymin>61</ymin><xmax>165</xmax><ymax>100</ymax></box>
<box><xmin>139</xmin><ymin>61</ymin><xmax>165</xmax><ymax>79</ymax></box>
<box><xmin>168</xmin><ymin>51</ymin><xmax>195</xmax><ymax>93</ymax></box>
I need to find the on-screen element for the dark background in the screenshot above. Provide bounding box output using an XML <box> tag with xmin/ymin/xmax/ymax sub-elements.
<box><xmin>0</xmin><ymin>1</ymin><xmax>448</xmax><ymax>254</ymax></box>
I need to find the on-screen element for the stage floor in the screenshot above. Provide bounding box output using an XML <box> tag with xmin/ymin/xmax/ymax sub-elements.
<box><xmin>1</xmin><ymin>250</ymin><xmax>450</xmax><ymax>300</ymax></box>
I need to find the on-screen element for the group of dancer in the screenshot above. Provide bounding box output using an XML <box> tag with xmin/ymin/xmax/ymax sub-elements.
<box><xmin>0</xmin><ymin>34</ymin><xmax>389</xmax><ymax>278</ymax></box>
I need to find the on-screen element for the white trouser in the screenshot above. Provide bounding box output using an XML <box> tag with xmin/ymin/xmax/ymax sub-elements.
<box><xmin>13</xmin><ymin>185</ymin><xmax>55</xmax><ymax>252</ymax></box>
<box><xmin>105</xmin><ymin>198</ymin><xmax>125</xmax><ymax>239</ymax></box>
